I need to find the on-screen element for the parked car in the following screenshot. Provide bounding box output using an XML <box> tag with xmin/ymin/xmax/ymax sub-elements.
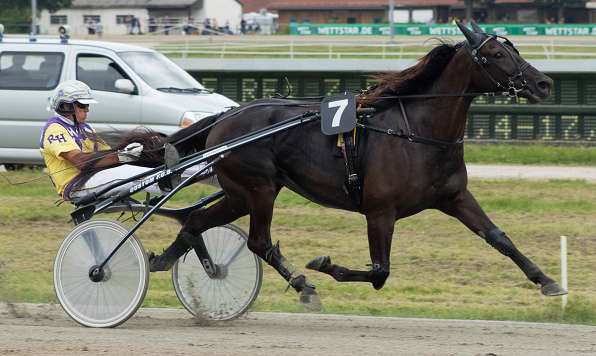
<box><xmin>0</xmin><ymin>26</ymin><xmax>237</xmax><ymax>164</ymax></box>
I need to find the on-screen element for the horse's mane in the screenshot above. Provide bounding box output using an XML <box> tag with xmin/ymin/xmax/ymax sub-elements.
<box><xmin>359</xmin><ymin>42</ymin><xmax>460</xmax><ymax>107</ymax></box>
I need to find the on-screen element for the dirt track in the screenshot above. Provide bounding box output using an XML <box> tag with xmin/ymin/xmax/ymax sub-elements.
<box><xmin>1</xmin><ymin>303</ymin><xmax>595</xmax><ymax>356</ymax></box>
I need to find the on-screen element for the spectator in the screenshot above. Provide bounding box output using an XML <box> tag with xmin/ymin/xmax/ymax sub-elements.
<box><xmin>148</xmin><ymin>16</ymin><xmax>156</xmax><ymax>33</ymax></box>
<box><xmin>164</xmin><ymin>15</ymin><xmax>171</xmax><ymax>35</ymax></box>
<box><xmin>183</xmin><ymin>17</ymin><xmax>197</xmax><ymax>35</ymax></box>
<box><xmin>95</xmin><ymin>21</ymin><xmax>103</xmax><ymax>38</ymax></box>
<box><xmin>86</xmin><ymin>19</ymin><xmax>96</xmax><ymax>35</ymax></box>
<box><xmin>132</xmin><ymin>16</ymin><xmax>139</xmax><ymax>34</ymax></box>
<box><xmin>136</xmin><ymin>16</ymin><xmax>143</xmax><ymax>34</ymax></box>
<box><xmin>0</xmin><ymin>54</ymin><xmax>32</xmax><ymax>86</ymax></box>
<box><xmin>40</xmin><ymin>55</ymin><xmax>61</xmax><ymax>87</ymax></box>
<box><xmin>126</xmin><ymin>15</ymin><xmax>133</xmax><ymax>34</ymax></box>
<box><xmin>202</xmin><ymin>18</ymin><xmax>211</xmax><ymax>35</ymax></box>
<box><xmin>223</xmin><ymin>20</ymin><xmax>232</xmax><ymax>35</ymax></box>
<box><xmin>240</xmin><ymin>19</ymin><xmax>246</xmax><ymax>34</ymax></box>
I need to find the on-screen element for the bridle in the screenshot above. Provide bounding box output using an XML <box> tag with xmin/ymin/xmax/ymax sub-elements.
<box><xmin>465</xmin><ymin>34</ymin><xmax>530</xmax><ymax>99</ymax></box>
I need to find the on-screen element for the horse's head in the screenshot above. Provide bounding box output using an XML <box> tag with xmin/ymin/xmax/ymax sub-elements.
<box><xmin>456</xmin><ymin>21</ymin><xmax>553</xmax><ymax>103</ymax></box>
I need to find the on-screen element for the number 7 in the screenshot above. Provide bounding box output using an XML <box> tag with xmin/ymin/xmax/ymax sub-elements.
<box><xmin>328</xmin><ymin>99</ymin><xmax>349</xmax><ymax>128</ymax></box>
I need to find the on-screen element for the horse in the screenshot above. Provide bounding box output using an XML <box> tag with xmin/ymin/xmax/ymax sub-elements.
<box><xmin>127</xmin><ymin>21</ymin><xmax>567</xmax><ymax>308</ymax></box>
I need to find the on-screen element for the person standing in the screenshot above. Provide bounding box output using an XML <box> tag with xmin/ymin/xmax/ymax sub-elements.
<box><xmin>95</xmin><ymin>20</ymin><xmax>103</xmax><ymax>38</ymax></box>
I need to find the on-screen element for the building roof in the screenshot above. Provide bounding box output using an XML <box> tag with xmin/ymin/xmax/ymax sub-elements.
<box><xmin>240</xmin><ymin>0</ymin><xmax>277</xmax><ymax>13</ymax></box>
<box><xmin>71</xmin><ymin>0</ymin><xmax>200</xmax><ymax>9</ymax></box>
<box><xmin>494</xmin><ymin>0</ymin><xmax>532</xmax><ymax>3</ymax></box>
<box><xmin>268</xmin><ymin>0</ymin><xmax>464</xmax><ymax>11</ymax></box>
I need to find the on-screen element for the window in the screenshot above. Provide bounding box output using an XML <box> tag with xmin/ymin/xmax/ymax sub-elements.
<box><xmin>119</xmin><ymin>51</ymin><xmax>203</xmax><ymax>90</ymax></box>
<box><xmin>373</xmin><ymin>17</ymin><xmax>382</xmax><ymax>24</ymax></box>
<box><xmin>83</xmin><ymin>15</ymin><xmax>101</xmax><ymax>24</ymax></box>
<box><xmin>347</xmin><ymin>17</ymin><xmax>357</xmax><ymax>24</ymax></box>
<box><xmin>116</xmin><ymin>15</ymin><xmax>129</xmax><ymax>24</ymax></box>
<box><xmin>77</xmin><ymin>54</ymin><xmax>131</xmax><ymax>93</ymax></box>
<box><xmin>393</xmin><ymin>10</ymin><xmax>410</xmax><ymax>23</ymax></box>
<box><xmin>50</xmin><ymin>15</ymin><xmax>67</xmax><ymax>25</ymax></box>
<box><xmin>0</xmin><ymin>52</ymin><xmax>64</xmax><ymax>90</ymax></box>
<box><xmin>412</xmin><ymin>9</ymin><xmax>433</xmax><ymax>23</ymax></box>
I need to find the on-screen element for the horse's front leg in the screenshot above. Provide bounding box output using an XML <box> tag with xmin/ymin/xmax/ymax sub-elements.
<box><xmin>307</xmin><ymin>210</ymin><xmax>395</xmax><ymax>290</ymax></box>
<box><xmin>439</xmin><ymin>189</ymin><xmax>566</xmax><ymax>296</ymax></box>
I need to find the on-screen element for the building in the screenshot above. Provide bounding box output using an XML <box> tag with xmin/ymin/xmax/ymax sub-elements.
<box><xmin>240</xmin><ymin>0</ymin><xmax>277</xmax><ymax>13</ymax></box>
<box><xmin>269</xmin><ymin>0</ymin><xmax>389</xmax><ymax>25</ymax></box>
<box><xmin>39</xmin><ymin>0</ymin><xmax>243</xmax><ymax>36</ymax></box>
<box><xmin>269</xmin><ymin>0</ymin><xmax>593</xmax><ymax>25</ymax></box>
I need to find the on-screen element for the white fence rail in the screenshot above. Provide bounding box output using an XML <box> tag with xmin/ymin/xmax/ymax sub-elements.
<box><xmin>154</xmin><ymin>40</ymin><xmax>596</xmax><ymax>60</ymax></box>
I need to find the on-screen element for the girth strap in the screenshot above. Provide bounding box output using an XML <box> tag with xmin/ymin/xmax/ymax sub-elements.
<box><xmin>339</xmin><ymin>130</ymin><xmax>362</xmax><ymax>210</ymax></box>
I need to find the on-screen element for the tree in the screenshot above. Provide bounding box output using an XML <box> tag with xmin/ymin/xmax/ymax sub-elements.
<box><xmin>2</xmin><ymin>0</ymin><xmax>72</xmax><ymax>13</ymax></box>
<box><xmin>1</xmin><ymin>1</ymin><xmax>71</xmax><ymax>33</ymax></box>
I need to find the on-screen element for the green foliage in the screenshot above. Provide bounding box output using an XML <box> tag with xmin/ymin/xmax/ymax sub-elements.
<box><xmin>1</xmin><ymin>0</ymin><xmax>72</xmax><ymax>12</ymax></box>
<box><xmin>0</xmin><ymin>0</ymin><xmax>71</xmax><ymax>33</ymax></box>
<box><xmin>464</xmin><ymin>143</ymin><xmax>596</xmax><ymax>166</ymax></box>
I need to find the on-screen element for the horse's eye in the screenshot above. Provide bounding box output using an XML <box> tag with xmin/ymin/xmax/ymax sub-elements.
<box><xmin>495</xmin><ymin>52</ymin><xmax>504</xmax><ymax>58</ymax></box>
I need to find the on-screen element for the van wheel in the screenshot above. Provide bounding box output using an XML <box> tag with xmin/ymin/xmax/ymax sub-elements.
<box><xmin>3</xmin><ymin>164</ymin><xmax>25</xmax><ymax>171</ymax></box>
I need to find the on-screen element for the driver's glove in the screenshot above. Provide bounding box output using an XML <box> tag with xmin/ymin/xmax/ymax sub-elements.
<box><xmin>118</xmin><ymin>142</ymin><xmax>144</xmax><ymax>163</ymax></box>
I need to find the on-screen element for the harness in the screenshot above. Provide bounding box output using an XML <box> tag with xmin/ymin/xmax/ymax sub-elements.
<box><xmin>341</xmin><ymin>36</ymin><xmax>530</xmax><ymax>209</ymax></box>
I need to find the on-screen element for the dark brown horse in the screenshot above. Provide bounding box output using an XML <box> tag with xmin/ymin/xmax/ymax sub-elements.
<box><xmin>145</xmin><ymin>22</ymin><xmax>566</xmax><ymax>307</ymax></box>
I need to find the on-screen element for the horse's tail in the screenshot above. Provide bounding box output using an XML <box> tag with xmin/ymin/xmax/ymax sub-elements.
<box><xmin>166</xmin><ymin>114</ymin><xmax>219</xmax><ymax>154</ymax></box>
<box><xmin>78</xmin><ymin>115</ymin><xmax>219</xmax><ymax>177</ymax></box>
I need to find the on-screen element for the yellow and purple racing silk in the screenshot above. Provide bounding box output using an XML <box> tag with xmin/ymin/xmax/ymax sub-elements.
<box><xmin>39</xmin><ymin>115</ymin><xmax>110</xmax><ymax>198</ymax></box>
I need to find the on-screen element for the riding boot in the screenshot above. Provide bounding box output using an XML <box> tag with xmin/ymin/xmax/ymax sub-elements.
<box><xmin>148</xmin><ymin>238</ymin><xmax>189</xmax><ymax>272</ymax></box>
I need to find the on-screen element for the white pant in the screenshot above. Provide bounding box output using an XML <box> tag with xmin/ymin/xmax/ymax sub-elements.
<box><xmin>68</xmin><ymin>163</ymin><xmax>217</xmax><ymax>200</ymax></box>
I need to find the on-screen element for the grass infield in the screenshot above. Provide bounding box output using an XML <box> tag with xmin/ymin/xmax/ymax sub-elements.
<box><xmin>0</xmin><ymin>167</ymin><xmax>595</xmax><ymax>325</ymax></box>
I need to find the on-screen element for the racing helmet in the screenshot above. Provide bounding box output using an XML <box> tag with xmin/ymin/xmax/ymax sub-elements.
<box><xmin>49</xmin><ymin>80</ymin><xmax>98</xmax><ymax>114</ymax></box>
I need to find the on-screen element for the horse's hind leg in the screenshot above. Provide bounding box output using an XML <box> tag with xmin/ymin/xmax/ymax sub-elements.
<box><xmin>242</xmin><ymin>182</ymin><xmax>321</xmax><ymax>310</ymax></box>
<box><xmin>439</xmin><ymin>189</ymin><xmax>566</xmax><ymax>296</ymax></box>
<box><xmin>149</xmin><ymin>195</ymin><xmax>247</xmax><ymax>271</ymax></box>
<box><xmin>307</xmin><ymin>210</ymin><xmax>396</xmax><ymax>290</ymax></box>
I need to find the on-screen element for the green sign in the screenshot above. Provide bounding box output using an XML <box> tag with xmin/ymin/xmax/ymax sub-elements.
<box><xmin>290</xmin><ymin>23</ymin><xmax>596</xmax><ymax>36</ymax></box>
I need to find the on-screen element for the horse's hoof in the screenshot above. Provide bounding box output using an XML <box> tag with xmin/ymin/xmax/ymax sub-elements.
<box><xmin>541</xmin><ymin>282</ymin><xmax>568</xmax><ymax>296</ymax></box>
<box><xmin>305</xmin><ymin>256</ymin><xmax>330</xmax><ymax>271</ymax></box>
<box><xmin>299</xmin><ymin>287</ymin><xmax>322</xmax><ymax>312</ymax></box>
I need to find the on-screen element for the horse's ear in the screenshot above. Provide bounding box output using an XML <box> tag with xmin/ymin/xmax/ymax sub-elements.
<box><xmin>456</xmin><ymin>21</ymin><xmax>483</xmax><ymax>47</ymax></box>
<box><xmin>470</xmin><ymin>21</ymin><xmax>484</xmax><ymax>34</ymax></box>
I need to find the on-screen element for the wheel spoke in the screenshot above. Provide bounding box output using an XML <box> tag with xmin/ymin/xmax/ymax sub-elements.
<box><xmin>173</xmin><ymin>225</ymin><xmax>262</xmax><ymax>321</ymax></box>
<box><xmin>54</xmin><ymin>220</ymin><xmax>148</xmax><ymax>328</ymax></box>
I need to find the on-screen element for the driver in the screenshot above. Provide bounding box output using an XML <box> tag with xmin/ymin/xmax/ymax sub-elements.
<box><xmin>40</xmin><ymin>80</ymin><xmax>154</xmax><ymax>201</ymax></box>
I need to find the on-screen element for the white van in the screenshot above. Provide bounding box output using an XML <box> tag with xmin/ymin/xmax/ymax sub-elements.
<box><xmin>0</xmin><ymin>29</ymin><xmax>237</xmax><ymax>164</ymax></box>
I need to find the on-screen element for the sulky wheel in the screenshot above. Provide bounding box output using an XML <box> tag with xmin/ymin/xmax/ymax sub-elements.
<box><xmin>53</xmin><ymin>220</ymin><xmax>149</xmax><ymax>328</ymax></box>
<box><xmin>172</xmin><ymin>224</ymin><xmax>262</xmax><ymax>321</ymax></box>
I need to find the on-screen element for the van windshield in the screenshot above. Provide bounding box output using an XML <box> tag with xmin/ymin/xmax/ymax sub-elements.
<box><xmin>119</xmin><ymin>51</ymin><xmax>206</xmax><ymax>91</ymax></box>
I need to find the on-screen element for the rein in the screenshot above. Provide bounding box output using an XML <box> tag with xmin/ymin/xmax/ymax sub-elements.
<box><xmin>165</xmin><ymin>100</ymin><xmax>320</xmax><ymax>150</ymax></box>
<box><xmin>356</xmin><ymin>36</ymin><xmax>531</xmax><ymax>149</ymax></box>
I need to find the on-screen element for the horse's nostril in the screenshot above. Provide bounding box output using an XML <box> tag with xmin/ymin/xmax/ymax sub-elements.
<box><xmin>537</xmin><ymin>80</ymin><xmax>551</xmax><ymax>94</ymax></box>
